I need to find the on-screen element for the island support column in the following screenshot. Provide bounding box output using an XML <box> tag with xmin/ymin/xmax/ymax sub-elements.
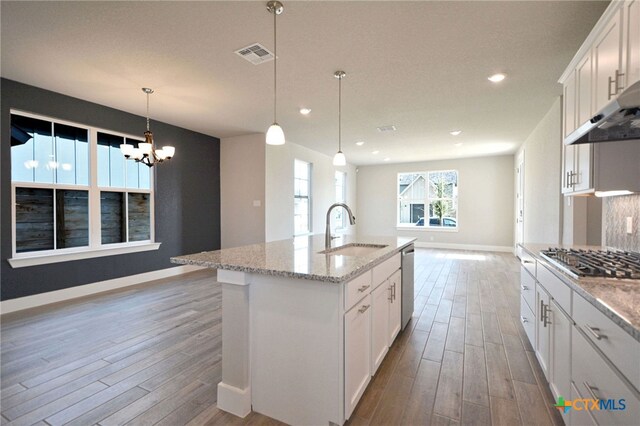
<box><xmin>216</xmin><ymin>270</ymin><xmax>252</xmax><ymax>417</ymax></box>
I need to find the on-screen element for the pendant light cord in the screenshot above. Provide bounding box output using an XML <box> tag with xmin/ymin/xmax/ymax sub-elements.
<box><xmin>273</xmin><ymin>10</ymin><xmax>277</xmax><ymax>123</ymax></box>
<box><xmin>146</xmin><ymin>91</ymin><xmax>150</xmax><ymax>132</ymax></box>
<box><xmin>338</xmin><ymin>75</ymin><xmax>342</xmax><ymax>152</ymax></box>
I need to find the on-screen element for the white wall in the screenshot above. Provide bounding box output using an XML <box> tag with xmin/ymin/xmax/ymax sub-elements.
<box><xmin>265</xmin><ymin>142</ymin><xmax>357</xmax><ymax>242</ymax></box>
<box><xmin>515</xmin><ymin>99</ymin><xmax>563</xmax><ymax>245</ymax></box>
<box><xmin>220</xmin><ymin>134</ymin><xmax>265</xmax><ymax>248</ymax></box>
<box><xmin>357</xmin><ymin>155</ymin><xmax>514</xmax><ymax>251</ymax></box>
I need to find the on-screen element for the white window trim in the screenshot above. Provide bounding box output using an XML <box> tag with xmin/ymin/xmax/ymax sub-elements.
<box><xmin>397</xmin><ymin>169</ymin><xmax>459</xmax><ymax>229</ymax></box>
<box><xmin>9</xmin><ymin>110</ymin><xmax>156</xmax><ymax>267</ymax></box>
<box><xmin>8</xmin><ymin>242</ymin><xmax>161</xmax><ymax>268</ymax></box>
<box><xmin>294</xmin><ymin>159</ymin><xmax>312</xmax><ymax>236</ymax></box>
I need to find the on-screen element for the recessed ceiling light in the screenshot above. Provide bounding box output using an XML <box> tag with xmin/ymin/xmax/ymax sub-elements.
<box><xmin>455</xmin><ymin>142</ymin><xmax>463</xmax><ymax>147</ymax></box>
<box><xmin>355</xmin><ymin>141</ymin><xmax>364</xmax><ymax>146</ymax></box>
<box><xmin>299</xmin><ymin>108</ymin><xmax>311</xmax><ymax>115</ymax></box>
<box><xmin>450</xmin><ymin>130</ymin><xmax>462</xmax><ymax>136</ymax></box>
<box><xmin>488</xmin><ymin>73</ymin><xmax>506</xmax><ymax>83</ymax></box>
<box><xmin>372</xmin><ymin>150</ymin><xmax>380</xmax><ymax>155</ymax></box>
<box><xmin>383</xmin><ymin>157</ymin><xmax>390</xmax><ymax>162</ymax></box>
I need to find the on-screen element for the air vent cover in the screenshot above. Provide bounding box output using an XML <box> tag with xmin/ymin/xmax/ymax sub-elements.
<box><xmin>235</xmin><ymin>43</ymin><xmax>274</xmax><ymax>65</ymax></box>
<box><xmin>377</xmin><ymin>125</ymin><xmax>397</xmax><ymax>133</ymax></box>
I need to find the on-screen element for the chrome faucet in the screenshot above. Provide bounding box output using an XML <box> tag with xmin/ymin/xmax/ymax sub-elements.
<box><xmin>325</xmin><ymin>203</ymin><xmax>356</xmax><ymax>248</ymax></box>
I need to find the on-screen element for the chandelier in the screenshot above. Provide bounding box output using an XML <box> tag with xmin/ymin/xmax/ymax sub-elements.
<box><xmin>120</xmin><ymin>88</ymin><xmax>175</xmax><ymax>167</ymax></box>
<box><xmin>265</xmin><ymin>1</ymin><xmax>285</xmax><ymax>145</ymax></box>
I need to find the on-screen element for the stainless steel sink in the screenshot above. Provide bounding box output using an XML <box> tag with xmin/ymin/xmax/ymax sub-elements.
<box><xmin>319</xmin><ymin>243</ymin><xmax>388</xmax><ymax>256</ymax></box>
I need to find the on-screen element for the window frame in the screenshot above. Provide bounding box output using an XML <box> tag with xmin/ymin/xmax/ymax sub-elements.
<box><xmin>8</xmin><ymin>109</ymin><xmax>158</xmax><ymax>268</ymax></box>
<box><xmin>334</xmin><ymin>171</ymin><xmax>347</xmax><ymax>230</ymax></box>
<box><xmin>396</xmin><ymin>169</ymin><xmax>459</xmax><ymax>232</ymax></box>
<box><xmin>293</xmin><ymin>159</ymin><xmax>312</xmax><ymax>236</ymax></box>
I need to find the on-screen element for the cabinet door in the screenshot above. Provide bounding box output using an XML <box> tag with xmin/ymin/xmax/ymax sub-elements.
<box><xmin>562</xmin><ymin>144</ymin><xmax>576</xmax><ymax>194</ymax></box>
<box><xmin>624</xmin><ymin>0</ymin><xmax>640</xmax><ymax>86</ymax></box>
<box><xmin>573</xmin><ymin>144</ymin><xmax>593</xmax><ymax>192</ymax></box>
<box><xmin>563</xmin><ymin>70</ymin><xmax>577</xmax><ymax>138</ymax></box>
<box><xmin>371</xmin><ymin>282</ymin><xmax>390</xmax><ymax>375</ymax></box>
<box><xmin>345</xmin><ymin>294</ymin><xmax>372</xmax><ymax>419</ymax></box>
<box><xmin>549</xmin><ymin>300</ymin><xmax>571</xmax><ymax>401</ymax></box>
<box><xmin>594</xmin><ymin>8</ymin><xmax>623</xmax><ymax>111</ymax></box>
<box><xmin>576</xmin><ymin>53</ymin><xmax>593</xmax><ymax>125</ymax></box>
<box><xmin>535</xmin><ymin>285</ymin><xmax>551</xmax><ymax>379</ymax></box>
<box><xmin>387</xmin><ymin>270</ymin><xmax>402</xmax><ymax>345</ymax></box>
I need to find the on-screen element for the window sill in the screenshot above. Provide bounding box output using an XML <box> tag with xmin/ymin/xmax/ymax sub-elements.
<box><xmin>8</xmin><ymin>242</ymin><xmax>161</xmax><ymax>268</ymax></box>
<box><xmin>396</xmin><ymin>226</ymin><xmax>459</xmax><ymax>233</ymax></box>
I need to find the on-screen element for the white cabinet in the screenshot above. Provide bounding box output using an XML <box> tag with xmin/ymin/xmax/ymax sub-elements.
<box><xmin>593</xmin><ymin>8</ymin><xmax>624</xmax><ymax>112</ymax></box>
<box><xmin>576</xmin><ymin>53</ymin><xmax>593</xmax><ymax>124</ymax></box>
<box><xmin>623</xmin><ymin>0</ymin><xmax>640</xmax><ymax>87</ymax></box>
<box><xmin>371</xmin><ymin>282</ymin><xmax>389</xmax><ymax>374</ymax></box>
<box><xmin>387</xmin><ymin>269</ymin><xmax>402</xmax><ymax>344</ymax></box>
<box><xmin>344</xmin><ymin>294</ymin><xmax>372</xmax><ymax>419</ymax></box>
<box><xmin>563</xmin><ymin>70</ymin><xmax>577</xmax><ymax>139</ymax></box>
<box><xmin>572</xmin><ymin>329</ymin><xmax>639</xmax><ymax>426</ymax></box>
<box><xmin>535</xmin><ymin>284</ymin><xmax>551</xmax><ymax>379</ymax></box>
<box><xmin>549</xmin><ymin>300</ymin><xmax>572</xmax><ymax>401</ymax></box>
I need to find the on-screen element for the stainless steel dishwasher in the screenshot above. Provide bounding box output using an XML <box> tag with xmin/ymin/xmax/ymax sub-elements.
<box><xmin>401</xmin><ymin>244</ymin><xmax>415</xmax><ymax>330</ymax></box>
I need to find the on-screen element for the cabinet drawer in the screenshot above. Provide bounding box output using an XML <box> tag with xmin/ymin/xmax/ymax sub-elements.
<box><xmin>573</xmin><ymin>294</ymin><xmax>640</xmax><ymax>392</ymax></box>
<box><xmin>537</xmin><ymin>264</ymin><xmax>572</xmax><ymax>315</ymax></box>
<box><xmin>372</xmin><ymin>253</ymin><xmax>400</xmax><ymax>289</ymax></box>
<box><xmin>572</xmin><ymin>329</ymin><xmax>639</xmax><ymax>425</ymax></box>
<box><xmin>520</xmin><ymin>266</ymin><xmax>536</xmax><ymax>312</ymax></box>
<box><xmin>345</xmin><ymin>270</ymin><xmax>372</xmax><ymax>311</ymax></box>
<box><xmin>520</xmin><ymin>295</ymin><xmax>535</xmax><ymax>348</ymax></box>
<box><xmin>519</xmin><ymin>248</ymin><xmax>536</xmax><ymax>277</ymax></box>
<box><xmin>569</xmin><ymin>381</ymin><xmax>597</xmax><ymax>426</ymax></box>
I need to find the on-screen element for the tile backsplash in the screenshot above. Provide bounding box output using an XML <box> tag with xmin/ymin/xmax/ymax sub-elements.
<box><xmin>604</xmin><ymin>194</ymin><xmax>640</xmax><ymax>252</ymax></box>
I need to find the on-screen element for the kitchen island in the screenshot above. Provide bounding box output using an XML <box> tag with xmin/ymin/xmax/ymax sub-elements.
<box><xmin>171</xmin><ymin>235</ymin><xmax>415</xmax><ymax>425</ymax></box>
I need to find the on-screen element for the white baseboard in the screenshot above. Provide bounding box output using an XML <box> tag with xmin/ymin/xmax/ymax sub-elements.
<box><xmin>414</xmin><ymin>242</ymin><xmax>514</xmax><ymax>253</ymax></box>
<box><xmin>0</xmin><ymin>265</ymin><xmax>205</xmax><ymax>315</ymax></box>
<box><xmin>217</xmin><ymin>382</ymin><xmax>252</xmax><ymax>418</ymax></box>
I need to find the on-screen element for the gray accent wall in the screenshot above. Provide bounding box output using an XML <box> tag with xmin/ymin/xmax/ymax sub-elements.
<box><xmin>1</xmin><ymin>79</ymin><xmax>221</xmax><ymax>301</ymax></box>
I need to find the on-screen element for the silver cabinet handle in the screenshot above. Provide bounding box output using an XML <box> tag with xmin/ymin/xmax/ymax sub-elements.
<box><xmin>570</xmin><ymin>171</ymin><xmax>577</xmax><ymax>187</ymax></box>
<box><xmin>521</xmin><ymin>316</ymin><xmax>528</xmax><ymax>324</ymax></box>
<box><xmin>615</xmin><ymin>69</ymin><xmax>625</xmax><ymax>94</ymax></box>
<box><xmin>388</xmin><ymin>286</ymin><xmax>393</xmax><ymax>302</ymax></box>
<box><xmin>357</xmin><ymin>284</ymin><xmax>370</xmax><ymax>293</ymax></box>
<box><xmin>523</xmin><ymin>259</ymin><xmax>534</xmax><ymax>264</ymax></box>
<box><xmin>543</xmin><ymin>304</ymin><xmax>552</xmax><ymax>327</ymax></box>
<box><xmin>540</xmin><ymin>299</ymin><xmax>544</xmax><ymax>320</ymax></box>
<box><xmin>521</xmin><ymin>285</ymin><xmax>529</xmax><ymax>291</ymax></box>
<box><xmin>392</xmin><ymin>282</ymin><xmax>397</xmax><ymax>301</ymax></box>
<box><xmin>585</xmin><ymin>325</ymin><xmax>606</xmax><ymax>340</ymax></box>
<box><xmin>583</xmin><ymin>381</ymin><xmax>600</xmax><ymax>401</ymax></box>
<box><xmin>566</xmin><ymin>171</ymin><xmax>570</xmax><ymax>188</ymax></box>
<box><xmin>358</xmin><ymin>304</ymin><xmax>370</xmax><ymax>314</ymax></box>
<box><xmin>608</xmin><ymin>75</ymin><xmax>616</xmax><ymax>100</ymax></box>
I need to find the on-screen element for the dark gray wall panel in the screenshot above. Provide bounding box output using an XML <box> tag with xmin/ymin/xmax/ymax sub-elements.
<box><xmin>1</xmin><ymin>78</ymin><xmax>221</xmax><ymax>300</ymax></box>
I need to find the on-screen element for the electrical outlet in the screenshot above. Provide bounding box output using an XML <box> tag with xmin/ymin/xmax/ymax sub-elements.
<box><xmin>627</xmin><ymin>217</ymin><xmax>633</xmax><ymax>234</ymax></box>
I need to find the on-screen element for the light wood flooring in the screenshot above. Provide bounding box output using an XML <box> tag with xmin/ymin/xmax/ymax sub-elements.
<box><xmin>1</xmin><ymin>249</ymin><xmax>564</xmax><ymax>425</ymax></box>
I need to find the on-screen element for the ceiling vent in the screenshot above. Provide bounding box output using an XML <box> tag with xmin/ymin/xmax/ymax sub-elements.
<box><xmin>377</xmin><ymin>125</ymin><xmax>397</xmax><ymax>133</ymax></box>
<box><xmin>235</xmin><ymin>43</ymin><xmax>274</xmax><ymax>65</ymax></box>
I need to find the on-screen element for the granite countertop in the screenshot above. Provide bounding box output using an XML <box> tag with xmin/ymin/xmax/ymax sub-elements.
<box><xmin>171</xmin><ymin>235</ymin><xmax>416</xmax><ymax>283</ymax></box>
<box><xmin>520</xmin><ymin>243</ymin><xmax>640</xmax><ymax>342</ymax></box>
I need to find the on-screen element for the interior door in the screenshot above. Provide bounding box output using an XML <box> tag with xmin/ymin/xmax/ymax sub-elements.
<box><xmin>515</xmin><ymin>151</ymin><xmax>525</xmax><ymax>248</ymax></box>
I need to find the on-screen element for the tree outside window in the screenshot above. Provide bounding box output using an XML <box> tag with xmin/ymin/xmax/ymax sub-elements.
<box><xmin>398</xmin><ymin>170</ymin><xmax>458</xmax><ymax>228</ymax></box>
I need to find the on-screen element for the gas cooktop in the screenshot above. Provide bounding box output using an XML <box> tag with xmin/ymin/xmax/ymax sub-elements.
<box><xmin>540</xmin><ymin>248</ymin><xmax>640</xmax><ymax>280</ymax></box>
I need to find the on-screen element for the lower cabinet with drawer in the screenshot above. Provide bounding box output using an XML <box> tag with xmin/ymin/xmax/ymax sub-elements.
<box><xmin>344</xmin><ymin>253</ymin><xmax>402</xmax><ymax>419</ymax></box>
<box><xmin>572</xmin><ymin>328</ymin><xmax>640</xmax><ymax>426</ymax></box>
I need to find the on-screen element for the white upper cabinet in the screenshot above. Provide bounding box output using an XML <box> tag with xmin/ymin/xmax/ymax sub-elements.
<box><xmin>563</xmin><ymin>70</ymin><xmax>577</xmax><ymax>139</ymax></box>
<box><xmin>623</xmin><ymin>0</ymin><xmax>640</xmax><ymax>86</ymax></box>
<box><xmin>593</xmin><ymin>8</ymin><xmax>624</xmax><ymax>112</ymax></box>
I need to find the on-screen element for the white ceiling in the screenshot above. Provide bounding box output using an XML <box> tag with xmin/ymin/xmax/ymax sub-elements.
<box><xmin>1</xmin><ymin>1</ymin><xmax>609</xmax><ymax>166</ymax></box>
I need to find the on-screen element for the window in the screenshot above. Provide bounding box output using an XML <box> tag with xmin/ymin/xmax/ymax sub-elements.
<box><xmin>334</xmin><ymin>171</ymin><xmax>347</xmax><ymax>229</ymax></box>
<box><xmin>10</xmin><ymin>111</ymin><xmax>155</xmax><ymax>264</ymax></box>
<box><xmin>294</xmin><ymin>159</ymin><xmax>312</xmax><ymax>235</ymax></box>
<box><xmin>398</xmin><ymin>170</ymin><xmax>458</xmax><ymax>228</ymax></box>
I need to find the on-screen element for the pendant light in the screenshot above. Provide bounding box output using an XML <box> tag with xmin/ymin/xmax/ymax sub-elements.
<box><xmin>120</xmin><ymin>88</ymin><xmax>175</xmax><ymax>167</ymax></box>
<box><xmin>333</xmin><ymin>70</ymin><xmax>347</xmax><ymax>166</ymax></box>
<box><xmin>266</xmin><ymin>1</ymin><xmax>285</xmax><ymax>145</ymax></box>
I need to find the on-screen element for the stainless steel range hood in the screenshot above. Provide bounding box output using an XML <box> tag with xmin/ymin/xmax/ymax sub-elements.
<box><xmin>565</xmin><ymin>80</ymin><xmax>640</xmax><ymax>145</ymax></box>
